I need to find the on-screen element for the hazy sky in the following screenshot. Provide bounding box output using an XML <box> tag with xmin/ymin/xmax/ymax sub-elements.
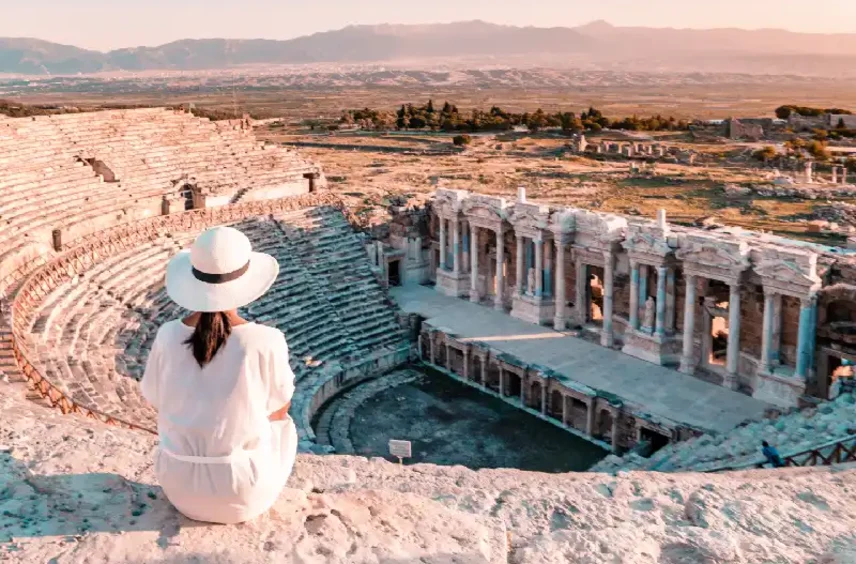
<box><xmin>4</xmin><ymin>0</ymin><xmax>855</xmax><ymax>51</ymax></box>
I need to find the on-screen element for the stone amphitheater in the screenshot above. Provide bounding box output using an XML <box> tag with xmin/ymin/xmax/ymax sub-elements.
<box><xmin>1</xmin><ymin>108</ymin><xmax>855</xmax><ymax>563</ymax></box>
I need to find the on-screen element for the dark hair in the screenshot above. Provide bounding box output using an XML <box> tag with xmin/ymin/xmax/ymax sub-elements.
<box><xmin>184</xmin><ymin>312</ymin><xmax>232</xmax><ymax>367</ymax></box>
<box><xmin>762</xmin><ymin>441</ymin><xmax>769</xmax><ymax>447</ymax></box>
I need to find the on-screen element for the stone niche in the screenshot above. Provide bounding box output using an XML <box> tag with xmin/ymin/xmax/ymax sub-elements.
<box><xmin>508</xmin><ymin>201</ymin><xmax>555</xmax><ymax>326</ymax></box>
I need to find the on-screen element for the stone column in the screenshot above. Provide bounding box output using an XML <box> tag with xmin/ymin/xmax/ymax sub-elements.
<box><xmin>629</xmin><ymin>261</ymin><xmax>640</xmax><ymax>331</ymax></box>
<box><xmin>439</xmin><ymin>218</ymin><xmax>447</xmax><ymax>271</ymax></box>
<box><xmin>562</xmin><ymin>396</ymin><xmax>569</xmax><ymax>426</ymax></box>
<box><xmin>520</xmin><ymin>374</ymin><xmax>526</xmax><ymax>405</ymax></box>
<box><xmin>516</xmin><ymin>234</ymin><xmax>525</xmax><ymax>296</ymax></box>
<box><xmin>725</xmin><ymin>283</ymin><xmax>742</xmax><ymax>385</ymax></box>
<box><xmin>679</xmin><ymin>274</ymin><xmax>697</xmax><ymax>374</ymax></box>
<box><xmin>554</xmin><ymin>239</ymin><xmax>567</xmax><ymax>330</ymax></box>
<box><xmin>833</xmin><ymin>167</ymin><xmax>839</xmax><ymax>184</ymax></box>
<box><xmin>666</xmin><ymin>269</ymin><xmax>676</xmax><ymax>333</ymax></box>
<box><xmin>771</xmin><ymin>293</ymin><xmax>783</xmax><ymax>365</ymax></box>
<box><xmin>445</xmin><ymin>344</ymin><xmax>452</xmax><ymax>372</ymax></box>
<box><xmin>494</xmin><ymin>229</ymin><xmax>505</xmax><ymax>311</ymax></box>
<box><xmin>535</xmin><ymin>238</ymin><xmax>544</xmax><ymax>298</ymax></box>
<box><xmin>575</xmin><ymin>258</ymin><xmax>587</xmax><ymax>325</ymax></box>
<box><xmin>795</xmin><ymin>296</ymin><xmax>817</xmax><ymax>380</ymax></box>
<box><xmin>541</xmin><ymin>384</ymin><xmax>547</xmax><ymax>415</ymax></box>
<box><xmin>585</xmin><ymin>400</ymin><xmax>595</xmax><ymax>436</ymax></box>
<box><xmin>429</xmin><ymin>334</ymin><xmax>436</xmax><ymax>365</ymax></box>
<box><xmin>498</xmin><ymin>366</ymin><xmax>505</xmax><ymax>396</ymax></box>
<box><xmin>543</xmin><ymin>239</ymin><xmax>552</xmax><ymax>298</ymax></box>
<box><xmin>759</xmin><ymin>290</ymin><xmax>776</xmax><ymax>374</ymax></box>
<box><xmin>462</xmin><ymin>348</ymin><xmax>470</xmax><ymax>380</ymax></box>
<box><xmin>480</xmin><ymin>357</ymin><xmax>487</xmax><ymax>387</ymax></box>
<box><xmin>610</xmin><ymin>414</ymin><xmax>620</xmax><ymax>452</ymax></box>
<box><xmin>452</xmin><ymin>218</ymin><xmax>461</xmax><ymax>274</ymax></box>
<box><xmin>601</xmin><ymin>251</ymin><xmax>615</xmax><ymax>347</ymax></box>
<box><xmin>639</xmin><ymin>265</ymin><xmax>649</xmax><ymax>305</ymax></box>
<box><xmin>462</xmin><ymin>221</ymin><xmax>470</xmax><ymax>273</ymax></box>
<box><xmin>470</xmin><ymin>225</ymin><xmax>480</xmax><ymax>303</ymax></box>
<box><xmin>655</xmin><ymin>266</ymin><xmax>667</xmax><ymax>337</ymax></box>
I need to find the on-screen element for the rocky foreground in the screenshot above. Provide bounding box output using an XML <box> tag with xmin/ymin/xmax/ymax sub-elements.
<box><xmin>1</xmin><ymin>380</ymin><xmax>855</xmax><ymax>564</ymax></box>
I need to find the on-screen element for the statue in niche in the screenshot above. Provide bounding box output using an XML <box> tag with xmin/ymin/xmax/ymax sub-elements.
<box><xmin>643</xmin><ymin>296</ymin><xmax>656</xmax><ymax>331</ymax></box>
<box><xmin>527</xmin><ymin>267</ymin><xmax>536</xmax><ymax>296</ymax></box>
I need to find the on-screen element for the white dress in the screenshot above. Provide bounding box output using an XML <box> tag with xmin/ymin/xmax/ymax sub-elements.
<box><xmin>140</xmin><ymin>320</ymin><xmax>298</xmax><ymax>524</ymax></box>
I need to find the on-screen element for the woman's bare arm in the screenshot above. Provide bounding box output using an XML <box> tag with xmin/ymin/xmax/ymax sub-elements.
<box><xmin>269</xmin><ymin>402</ymin><xmax>291</xmax><ymax>421</ymax></box>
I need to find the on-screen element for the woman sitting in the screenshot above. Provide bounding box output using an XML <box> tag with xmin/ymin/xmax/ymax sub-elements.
<box><xmin>141</xmin><ymin>226</ymin><xmax>297</xmax><ymax>524</ymax></box>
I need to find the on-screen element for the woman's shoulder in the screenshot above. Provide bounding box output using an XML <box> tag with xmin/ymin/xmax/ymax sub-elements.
<box><xmin>235</xmin><ymin>322</ymin><xmax>287</xmax><ymax>347</ymax></box>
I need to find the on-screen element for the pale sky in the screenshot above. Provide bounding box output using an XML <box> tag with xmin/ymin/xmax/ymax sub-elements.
<box><xmin>3</xmin><ymin>0</ymin><xmax>855</xmax><ymax>51</ymax></box>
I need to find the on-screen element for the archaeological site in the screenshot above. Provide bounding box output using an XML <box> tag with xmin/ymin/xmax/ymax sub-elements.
<box><xmin>1</xmin><ymin>107</ymin><xmax>855</xmax><ymax>563</ymax></box>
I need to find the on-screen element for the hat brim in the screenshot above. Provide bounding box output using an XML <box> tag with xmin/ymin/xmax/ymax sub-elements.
<box><xmin>165</xmin><ymin>250</ymin><xmax>279</xmax><ymax>313</ymax></box>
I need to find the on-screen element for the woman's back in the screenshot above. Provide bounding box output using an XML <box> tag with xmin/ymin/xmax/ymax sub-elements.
<box><xmin>142</xmin><ymin>320</ymin><xmax>294</xmax><ymax>459</ymax></box>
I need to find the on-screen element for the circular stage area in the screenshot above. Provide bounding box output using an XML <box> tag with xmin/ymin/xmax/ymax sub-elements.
<box><xmin>314</xmin><ymin>368</ymin><xmax>608</xmax><ymax>472</ymax></box>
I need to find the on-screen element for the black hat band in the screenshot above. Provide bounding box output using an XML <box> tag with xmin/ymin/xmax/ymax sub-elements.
<box><xmin>192</xmin><ymin>260</ymin><xmax>250</xmax><ymax>284</ymax></box>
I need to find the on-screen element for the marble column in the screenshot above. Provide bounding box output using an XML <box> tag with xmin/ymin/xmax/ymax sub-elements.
<box><xmin>679</xmin><ymin>274</ymin><xmax>697</xmax><ymax>374</ymax></box>
<box><xmin>541</xmin><ymin>384</ymin><xmax>547</xmax><ymax>415</ymax></box>
<box><xmin>771</xmin><ymin>294</ymin><xmax>783</xmax><ymax>365</ymax></box>
<box><xmin>655</xmin><ymin>266</ymin><xmax>667</xmax><ymax>337</ymax></box>
<box><xmin>462</xmin><ymin>349</ymin><xmax>470</xmax><ymax>380</ymax></box>
<box><xmin>629</xmin><ymin>261</ymin><xmax>640</xmax><ymax>331</ymax></box>
<box><xmin>535</xmin><ymin>238</ymin><xmax>544</xmax><ymax>298</ymax></box>
<box><xmin>601</xmin><ymin>251</ymin><xmax>615</xmax><ymax>347</ymax></box>
<box><xmin>494</xmin><ymin>229</ymin><xmax>505</xmax><ymax>311</ymax></box>
<box><xmin>498</xmin><ymin>366</ymin><xmax>505</xmax><ymax>396</ymax></box>
<box><xmin>725</xmin><ymin>283</ymin><xmax>742</xmax><ymax>384</ymax></box>
<box><xmin>470</xmin><ymin>225</ymin><xmax>479</xmax><ymax>303</ymax></box>
<box><xmin>665</xmin><ymin>269</ymin><xmax>676</xmax><ymax>333</ymax></box>
<box><xmin>452</xmin><ymin>218</ymin><xmax>461</xmax><ymax>274</ymax></box>
<box><xmin>795</xmin><ymin>296</ymin><xmax>817</xmax><ymax>380</ymax></box>
<box><xmin>639</xmin><ymin>264</ymin><xmax>649</xmax><ymax>307</ymax></box>
<box><xmin>543</xmin><ymin>240</ymin><xmax>552</xmax><ymax>298</ymax></box>
<box><xmin>438</xmin><ymin>218</ymin><xmax>447</xmax><ymax>271</ymax></box>
<box><xmin>759</xmin><ymin>290</ymin><xmax>776</xmax><ymax>374</ymax></box>
<box><xmin>554</xmin><ymin>239</ymin><xmax>567</xmax><ymax>330</ymax></box>
<box><xmin>575</xmin><ymin>259</ymin><xmax>587</xmax><ymax>325</ymax></box>
<box><xmin>480</xmin><ymin>358</ymin><xmax>487</xmax><ymax>387</ymax></box>
<box><xmin>516</xmin><ymin>234</ymin><xmax>524</xmax><ymax>296</ymax></box>
<box><xmin>462</xmin><ymin>222</ymin><xmax>470</xmax><ymax>273</ymax></box>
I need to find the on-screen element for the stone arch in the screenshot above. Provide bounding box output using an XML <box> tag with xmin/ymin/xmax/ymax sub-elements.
<box><xmin>506</xmin><ymin>371</ymin><xmax>522</xmax><ymax>399</ymax></box>
<box><xmin>595</xmin><ymin>409</ymin><xmax>614</xmax><ymax>441</ymax></box>
<box><xmin>549</xmin><ymin>389</ymin><xmax>563</xmax><ymax>419</ymax></box>
<box><xmin>471</xmin><ymin>355</ymin><xmax>482</xmax><ymax>383</ymax></box>
<box><xmin>527</xmin><ymin>379</ymin><xmax>543</xmax><ymax>410</ymax></box>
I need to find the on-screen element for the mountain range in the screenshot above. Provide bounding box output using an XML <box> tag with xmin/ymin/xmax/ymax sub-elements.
<box><xmin>1</xmin><ymin>20</ymin><xmax>855</xmax><ymax>76</ymax></box>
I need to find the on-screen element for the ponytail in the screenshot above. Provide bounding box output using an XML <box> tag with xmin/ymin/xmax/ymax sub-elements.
<box><xmin>184</xmin><ymin>312</ymin><xmax>232</xmax><ymax>367</ymax></box>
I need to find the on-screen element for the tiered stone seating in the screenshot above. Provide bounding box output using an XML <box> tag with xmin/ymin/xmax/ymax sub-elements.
<box><xmin>0</xmin><ymin>109</ymin><xmax>322</xmax><ymax>280</ymax></box>
<box><xmin>19</xmin><ymin>207</ymin><xmax>407</xmax><ymax>432</ymax></box>
<box><xmin>274</xmin><ymin>207</ymin><xmax>407</xmax><ymax>354</ymax></box>
<box><xmin>592</xmin><ymin>392</ymin><xmax>856</xmax><ymax>473</ymax></box>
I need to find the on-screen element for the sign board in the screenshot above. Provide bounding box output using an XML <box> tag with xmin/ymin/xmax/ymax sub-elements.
<box><xmin>388</xmin><ymin>439</ymin><xmax>412</xmax><ymax>463</ymax></box>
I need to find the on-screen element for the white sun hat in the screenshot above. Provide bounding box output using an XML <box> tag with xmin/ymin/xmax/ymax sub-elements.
<box><xmin>166</xmin><ymin>226</ymin><xmax>279</xmax><ymax>313</ymax></box>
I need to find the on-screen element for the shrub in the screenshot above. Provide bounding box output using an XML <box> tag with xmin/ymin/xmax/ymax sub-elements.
<box><xmin>453</xmin><ymin>134</ymin><xmax>472</xmax><ymax>146</ymax></box>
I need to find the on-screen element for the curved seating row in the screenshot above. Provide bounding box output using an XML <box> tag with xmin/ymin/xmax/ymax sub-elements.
<box><xmin>19</xmin><ymin>206</ymin><xmax>408</xmax><ymax>432</ymax></box>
